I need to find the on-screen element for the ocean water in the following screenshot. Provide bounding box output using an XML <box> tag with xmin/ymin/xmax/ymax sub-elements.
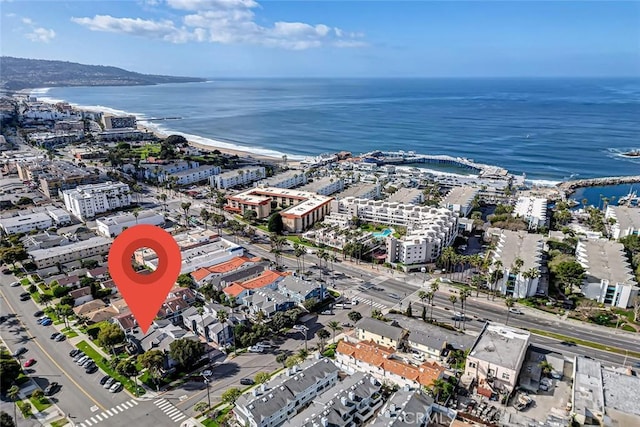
<box><xmin>36</xmin><ymin>78</ymin><xmax>640</xmax><ymax>184</ymax></box>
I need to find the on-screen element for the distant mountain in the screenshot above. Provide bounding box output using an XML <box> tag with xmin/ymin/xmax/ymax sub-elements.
<box><xmin>0</xmin><ymin>56</ymin><xmax>206</xmax><ymax>90</ymax></box>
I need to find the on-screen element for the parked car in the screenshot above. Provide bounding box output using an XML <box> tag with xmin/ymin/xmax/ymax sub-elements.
<box><xmin>19</xmin><ymin>293</ymin><xmax>31</xmax><ymax>301</ymax></box>
<box><xmin>76</xmin><ymin>356</ymin><xmax>89</xmax><ymax>365</ymax></box>
<box><xmin>99</xmin><ymin>375</ymin><xmax>111</xmax><ymax>385</ymax></box>
<box><xmin>341</xmin><ymin>322</ymin><xmax>352</xmax><ymax>328</ymax></box>
<box><xmin>37</xmin><ymin>316</ymin><xmax>51</xmax><ymax>324</ymax></box>
<box><xmin>24</xmin><ymin>358</ymin><xmax>36</xmax><ymax>367</ymax></box>
<box><xmin>388</xmin><ymin>293</ymin><xmax>401</xmax><ymax>300</ymax></box>
<box><xmin>69</xmin><ymin>349</ymin><xmax>81</xmax><ymax>358</ymax></box>
<box><xmin>103</xmin><ymin>377</ymin><xmax>116</xmax><ymax>389</ymax></box>
<box><xmin>240</xmin><ymin>378</ymin><xmax>255</xmax><ymax>386</ymax></box>
<box><xmin>257</xmin><ymin>341</ymin><xmax>272</xmax><ymax>349</ymax></box>
<box><xmin>10</xmin><ymin>281</ymin><xmax>20</xmax><ymax>287</ymax></box>
<box><xmin>85</xmin><ymin>364</ymin><xmax>99</xmax><ymax>374</ymax></box>
<box><xmin>12</xmin><ymin>347</ymin><xmax>27</xmax><ymax>358</ymax></box>
<box><xmin>509</xmin><ymin>308</ymin><xmax>524</xmax><ymax>315</ymax></box>
<box><xmin>81</xmin><ymin>359</ymin><xmax>94</xmax><ymax>368</ymax></box>
<box><xmin>54</xmin><ymin>334</ymin><xmax>66</xmax><ymax>342</ymax></box>
<box><xmin>248</xmin><ymin>346</ymin><xmax>264</xmax><ymax>353</ymax></box>
<box><xmin>109</xmin><ymin>382</ymin><xmax>123</xmax><ymax>393</ymax></box>
<box><xmin>73</xmin><ymin>352</ymin><xmax>85</xmax><ymax>362</ymax></box>
<box><xmin>51</xmin><ymin>332</ymin><xmax>60</xmax><ymax>340</ymax></box>
<box><xmin>33</xmin><ymin>311</ymin><xmax>44</xmax><ymax>317</ymax></box>
<box><xmin>292</xmin><ymin>324</ymin><xmax>307</xmax><ymax>331</ymax></box>
<box><xmin>320</xmin><ymin>310</ymin><xmax>333</xmax><ymax>315</ymax></box>
<box><xmin>43</xmin><ymin>382</ymin><xmax>60</xmax><ymax>396</ymax></box>
<box><xmin>41</xmin><ymin>319</ymin><xmax>53</xmax><ymax>326</ymax></box>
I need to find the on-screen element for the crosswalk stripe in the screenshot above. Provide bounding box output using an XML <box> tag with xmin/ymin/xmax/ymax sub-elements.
<box><xmin>165</xmin><ymin>408</ymin><xmax>180</xmax><ymax>417</ymax></box>
<box><xmin>131</xmin><ymin>399</ymin><xmax>139</xmax><ymax>405</ymax></box>
<box><xmin>84</xmin><ymin>420</ymin><xmax>93</xmax><ymax>426</ymax></box>
<box><xmin>172</xmin><ymin>414</ymin><xmax>186</xmax><ymax>422</ymax></box>
<box><xmin>111</xmin><ymin>407</ymin><xmax>120</xmax><ymax>414</ymax></box>
<box><xmin>154</xmin><ymin>399</ymin><xmax>167</xmax><ymax>405</ymax></box>
<box><xmin>125</xmin><ymin>401</ymin><xmax>134</xmax><ymax>408</ymax></box>
<box><xmin>101</xmin><ymin>412</ymin><xmax>109</xmax><ymax>419</ymax></box>
<box><xmin>157</xmin><ymin>401</ymin><xmax>172</xmax><ymax>410</ymax></box>
<box><xmin>117</xmin><ymin>404</ymin><xmax>127</xmax><ymax>411</ymax></box>
<box><xmin>90</xmin><ymin>416</ymin><xmax>99</xmax><ymax>423</ymax></box>
<box><xmin>106</xmin><ymin>409</ymin><xmax>114</xmax><ymax>416</ymax></box>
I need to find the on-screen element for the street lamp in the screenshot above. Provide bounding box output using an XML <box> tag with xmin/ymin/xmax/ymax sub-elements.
<box><xmin>203</xmin><ymin>378</ymin><xmax>211</xmax><ymax>409</ymax></box>
<box><xmin>421</xmin><ymin>267</ymin><xmax>427</xmax><ymax>285</ymax></box>
<box><xmin>297</xmin><ymin>326</ymin><xmax>308</xmax><ymax>352</ymax></box>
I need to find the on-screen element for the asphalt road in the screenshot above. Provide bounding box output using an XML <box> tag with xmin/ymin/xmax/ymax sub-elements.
<box><xmin>0</xmin><ymin>275</ymin><xmax>188</xmax><ymax>427</ymax></box>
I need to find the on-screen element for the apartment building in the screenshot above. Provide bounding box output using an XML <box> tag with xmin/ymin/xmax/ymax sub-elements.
<box><xmin>576</xmin><ymin>239</ymin><xmax>638</xmax><ymax>308</ymax></box>
<box><xmin>606</xmin><ymin>205</ymin><xmax>640</xmax><ymax>239</ymax></box>
<box><xmin>514</xmin><ymin>196</ymin><xmax>548</xmax><ymax>230</ymax></box>
<box><xmin>369</xmin><ymin>389</ymin><xmax>457</xmax><ymax>427</ymax></box>
<box><xmin>210</xmin><ymin>166</ymin><xmax>266</xmax><ymax>189</ymax></box>
<box><xmin>463</xmin><ymin>323</ymin><xmax>530</xmax><ymax>395</ymax></box>
<box><xmin>387</xmin><ymin>187</ymin><xmax>424</xmax><ymax>205</ymax></box>
<box><xmin>223</xmin><ymin>270</ymin><xmax>286</xmax><ymax>303</ymax></box>
<box><xmin>63</xmin><ymin>181</ymin><xmax>131</xmax><ymax>220</ymax></box>
<box><xmin>190</xmin><ymin>256</ymin><xmax>266</xmax><ymax>288</ymax></box>
<box><xmin>226</xmin><ymin>187</ymin><xmax>333</xmax><ymax>233</ymax></box>
<box><xmin>490</xmin><ymin>230</ymin><xmax>544</xmax><ymax>298</ymax></box>
<box><xmin>29</xmin><ymin>131</ymin><xmax>84</xmax><ymax>148</ymax></box>
<box><xmin>96</xmin><ymin>211</ymin><xmax>165</xmax><ymax>237</ymax></box>
<box><xmin>102</xmin><ymin>114</ymin><xmax>136</xmax><ymax>129</ymax></box>
<box><xmin>283</xmin><ymin>372</ymin><xmax>383</xmax><ymax>427</ymax></box>
<box><xmin>0</xmin><ymin>212</ymin><xmax>52</xmax><ymax>235</ymax></box>
<box><xmin>28</xmin><ymin>236</ymin><xmax>112</xmax><ymax>268</ymax></box>
<box><xmin>171</xmin><ymin>165</ymin><xmax>221</xmax><ymax>185</ymax></box>
<box><xmin>355</xmin><ymin>318</ymin><xmax>408</xmax><ymax>349</ymax></box>
<box><xmin>440</xmin><ymin>186</ymin><xmax>479</xmax><ymax>217</ymax></box>
<box><xmin>256</xmin><ymin>170</ymin><xmax>307</xmax><ymax>189</ymax></box>
<box><xmin>45</xmin><ymin>206</ymin><xmax>72</xmax><ymax>225</ymax></box>
<box><xmin>336</xmin><ymin>339</ymin><xmax>445</xmax><ymax>390</ymax></box>
<box><xmin>335</xmin><ymin>182</ymin><xmax>382</xmax><ymax>200</ymax></box>
<box><xmin>17</xmin><ymin>161</ymin><xmax>98</xmax><ymax>198</ymax></box>
<box><xmin>299</xmin><ymin>176</ymin><xmax>345</xmax><ymax>196</ymax></box>
<box><xmin>234</xmin><ymin>357</ymin><xmax>340</xmax><ymax>427</ymax></box>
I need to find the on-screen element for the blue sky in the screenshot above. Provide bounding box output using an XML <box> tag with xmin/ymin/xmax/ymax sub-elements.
<box><xmin>1</xmin><ymin>0</ymin><xmax>639</xmax><ymax>77</ymax></box>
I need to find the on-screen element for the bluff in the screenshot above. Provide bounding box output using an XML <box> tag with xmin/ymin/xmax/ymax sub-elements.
<box><xmin>0</xmin><ymin>57</ymin><xmax>206</xmax><ymax>90</ymax></box>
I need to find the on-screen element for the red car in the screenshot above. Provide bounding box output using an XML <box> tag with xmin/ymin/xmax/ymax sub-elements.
<box><xmin>24</xmin><ymin>358</ymin><xmax>36</xmax><ymax>368</ymax></box>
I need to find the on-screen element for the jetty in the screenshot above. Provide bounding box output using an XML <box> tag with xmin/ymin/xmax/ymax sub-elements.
<box><xmin>557</xmin><ymin>175</ymin><xmax>640</xmax><ymax>194</ymax></box>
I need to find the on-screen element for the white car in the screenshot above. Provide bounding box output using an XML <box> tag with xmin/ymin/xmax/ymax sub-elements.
<box><xmin>509</xmin><ymin>308</ymin><xmax>524</xmax><ymax>315</ymax></box>
<box><xmin>292</xmin><ymin>324</ymin><xmax>307</xmax><ymax>331</ymax></box>
<box><xmin>109</xmin><ymin>382</ymin><xmax>123</xmax><ymax>393</ymax></box>
<box><xmin>248</xmin><ymin>346</ymin><xmax>264</xmax><ymax>353</ymax></box>
<box><xmin>10</xmin><ymin>281</ymin><xmax>20</xmax><ymax>287</ymax></box>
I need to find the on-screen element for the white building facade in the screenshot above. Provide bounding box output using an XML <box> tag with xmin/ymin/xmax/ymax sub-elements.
<box><xmin>605</xmin><ymin>205</ymin><xmax>640</xmax><ymax>239</ymax></box>
<box><xmin>62</xmin><ymin>181</ymin><xmax>131</xmax><ymax>220</ymax></box>
<box><xmin>96</xmin><ymin>211</ymin><xmax>165</xmax><ymax>237</ymax></box>
<box><xmin>0</xmin><ymin>212</ymin><xmax>53</xmax><ymax>235</ymax></box>
<box><xmin>490</xmin><ymin>230</ymin><xmax>544</xmax><ymax>298</ymax></box>
<box><xmin>514</xmin><ymin>197</ymin><xmax>548</xmax><ymax>230</ymax></box>
<box><xmin>210</xmin><ymin>167</ymin><xmax>266</xmax><ymax>189</ymax></box>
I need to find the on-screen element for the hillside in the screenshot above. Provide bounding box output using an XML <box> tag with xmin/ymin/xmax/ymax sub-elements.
<box><xmin>0</xmin><ymin>57</ymin><xmax>206</xmax><ymax>90</ymax></box>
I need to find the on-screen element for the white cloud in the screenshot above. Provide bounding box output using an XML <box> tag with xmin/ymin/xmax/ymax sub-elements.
<box><xmin>72</xmin><ymin>0</ymin><xmax>365</xmax><ymax>50</ymax></box>
<box><xmin>21</xmin><ymin>17</ymin><xmax>33</xmax><ymax>25</ymax></box>
<box><xmin>26</xmin><ymin>27</ymin><xmax>56</xmax><ymax>43</ymax></box>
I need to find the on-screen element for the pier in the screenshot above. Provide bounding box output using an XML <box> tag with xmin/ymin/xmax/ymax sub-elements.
<box><xmin>145</xmin><ymin>117</ymin><xmax>182</xmax><ymax>121</ymax></box>
<box><xmin>557</xmin><ymin>175</ymin><xmax>640</xmax><ymax>194</ymax></box>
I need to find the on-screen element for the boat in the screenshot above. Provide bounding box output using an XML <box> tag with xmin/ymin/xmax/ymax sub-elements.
<box><xmin>619</xmin><ymin>189</ymin><xmax>639</xmax><ymax>206</ymax></box>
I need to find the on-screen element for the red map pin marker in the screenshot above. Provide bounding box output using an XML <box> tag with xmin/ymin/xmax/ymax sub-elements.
<box><xmin>108</xmin><ymin>225</ymin><xmax>182</xmax><ymax>334</ymax></box>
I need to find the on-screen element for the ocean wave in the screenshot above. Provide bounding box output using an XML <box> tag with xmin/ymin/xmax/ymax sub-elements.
<box><xmin>525</xmin><ymin>179</ymin><xmax>561</xmax><ymax>187</ymax></box>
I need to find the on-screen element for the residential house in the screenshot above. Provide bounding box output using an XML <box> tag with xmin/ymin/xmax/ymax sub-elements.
<box><xmin>68</xmin><ymin>286</ymin><xmax>93</xmax><ymax>306</ymax></box>
<box><xmin>223</xmin><ymin>270</ymin><xmax>287</xmax><ymax>303</ymax></box>
<box><xmin>234</xmin><ymin>357</ymin><xmax>340</xmax><ymax>427</ymax></box>
<box><xmin>369</xmin><ymin>389</ymin><xmax>458</xmax><ymax>427</ymax></box>
<box><xmin>243</xmin><ymin>289</ymin><xmax>296</xmax><ymax>318</ymax></box>
<box><xmin>277</xmin><ymin>275</ymin><xmax>326</xmax><ymax>304</ymax></box>
<box><xmin>190</xmin><ymin>256</ymin><xmax>266</xmax><ymax>289</ymax></box>
<box><xmin>355</xmin><ymin>318</ymin><xmax>409</xmax><ymax>350</ymax></box>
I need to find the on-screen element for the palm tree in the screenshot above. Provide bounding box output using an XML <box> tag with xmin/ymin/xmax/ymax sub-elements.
<box><xmin>418</xmin><ymin>290</ymin><xmax>427</xmax><ymax>308</ymax></box>
<box><xmin>459</xmin><ymin>289</ymin><xmax>471</xmax><ymax>330</ymax></box>
<box><xmin>511</xmin><ymin>257</ymin><xmax>524</xmax><ymax>298</ymax></box>
<box><xmin>197</xmin><ymin>306</ymin><xmax>208</xmax><ymax>342</ymax></box>
<box><xmin>539</xmin><ymin>360</ymin><xmax>554</xmax><ymax>377</ymax></box>
<box><xmin>217</xmin><ymin>309</ymin><xmax>235</xmax><ymax>354</ymax></box>
<box><xmin>491</xmin><ymin>260</ymin><xmax>503</xmax><ymax>299</ymax></box>
<box><xmin>327</xmin><ymin>320</ymin><xmax>343</xmax><ymax>343</ymax></box>
<box><xmin>8</xmin><ymin>385</ymin><xmax>19</xmax><ymax>425</ymax></box>
<box><xmin>505</xmin><ymin>297</ymin><xmax>515</xmax><ymax>325</ymax></box>
<box><xmin>200</xmin><ymin>209</ymin><xmax>211</xmax><ymax>230</ymax></box>
<box><xmin>426</xmin><ymin>291</ymin><xmax>435</xmax><ymax>322</ymax></box>
<box><xmin>523</xmin><ymin>267</ymin><xmax>540</xmax><ymax>297</ymax></box>
<box><xmin>133</xmin><ymin>208</ymin><xmax>140</xmax><ymax>225</ymax></box>
<box><xmin>158</xmin><ymin>193</ymin><xmax>168</xmax><ymax>212</ymax></box>
<box><xmin>181</xmin><ymin>202</ymin><xmax>192</xmax><ymax>229</ymax></box>
<box><xmin>449</xmin><ymin>295</ymin><xmax>457</xmax><ymax>327</ymax></box>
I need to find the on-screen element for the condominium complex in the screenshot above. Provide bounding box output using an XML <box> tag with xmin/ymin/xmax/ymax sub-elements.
<box><xmin>335</xmin><ymin>182</ymin><xmax>382</xmax><ymax>200</ymax></box>
<box><xmin>172</xmin><ymin>165</ymin><xmax>221</xmax><ymax>185</ymax></box>
<box><xmin>210</xmin><ymin>166</ymin><xmax>266</xmax><ymax>189</ymax></box>
<box><xmin>226</xmin><ymin>187</ymin><xmax>333</xmax><ymax>233</ymax></box>
<box><xmin>370</xmin><ymin>389</ymin><xmax>457</xmax><ymax>427</ymax></box>
<box><xmin>299</xmin><ymin>176</ymin><xmax>345</xmax><ymax>196</ymax></box>
<box><xmin>440</xmin><ymin>186</ymin><xmax>479</xmax><ymax>217</ymax></box>
<box><xmin>63</xmin><ymin>181</ymin><xmax>131</xmax><ymax>220</ymax></box>
<box><xmin>234</xmin><ymin>357</ymin><xmax>340</xmax><ymax>427</ymax></box>
<box><xmin>514</xmin><ymin>196</ymin><xmax>548</xmax><ymax>230</ymax></box>
<box><xmin>605</xmin><ymin>205</ymin><xmax>640</xmax><ymax>239</ymax></box>
<box><xmin>0</xmin><ymin>212</ymin><xmax>52</xmax><ymax>235</ymax></box>
<box><xmin>102</xmin><ymin>114</ymin><xmax>136</xmax><ymax>130</ymax></box>
<box><xmin>387</xmin><ymin>187</ymin><xmax>424</xmax><ymax>205</ymax></box>
<box><xmin>256</xmin><ymin>170</ymin><xmax>307</xmax><ymax>189</ymax></box>
<box><xmin>28</xmin><ymin>236</ymin><xmax>112</xmax><ymax>268</ymax></box>
<box><xmin>576</xmin><ymin>239</ymin><xmax>638</xmax><ymax>308</ymax></box>
<box><xmin>463</xmin><ymin>323</ymin><xmax>530</xmax><ymax>394</ymax></box>
<box><xmin>489</xmin><ymin>230</ymin><xmax>544</xmax><ymax>298</ymax></box>
<box><xmin>16</xmin><ymin>161</ymin><xmax>99</xmax><ymax>198</ymax></box>
<box><xmin>96</xmin><ymin>211</ymin><xmax>165</xmax><ymax>237</ymax></box>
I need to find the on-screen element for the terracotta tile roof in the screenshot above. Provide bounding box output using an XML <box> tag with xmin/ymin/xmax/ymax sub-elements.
<box><xmin>337</xmin><ymin>340</ymin><xmax>394</xmax><ymax>368</ymax></box>
<box><xmin>237</xmin><ymin>270</ymin><xmax>284</xmax><ymax>290</ymax></box>
<box><xmin>417</xmin><ymin>362</ymin><xmax>445</xmax><ymax>387</ymax></box>
<box><xmin>208</xmin><ymin>256</ymin><xmax>252</xmax><ymax>273</ymax></box>
<box><xmin>191</xmin><ymin>268</ymin><xmax>213</xmax><ymax>282</ymax></box>
<box><xmin>223</xmin><ymin>283</ymin><xmax>247</xmax><ymax>297</ymax></box>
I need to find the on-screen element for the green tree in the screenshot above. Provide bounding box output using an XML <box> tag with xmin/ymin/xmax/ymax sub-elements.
<box><xmin>326</xmin><ymin>321</ymin><xmax>342</xmax><ymax>343</ymax></box>
<box><xmin>242</xmin><ymin>209</ymin><xmax>257</xmax><ymax>223</ymax></box>
<box><xmin>60</xmin><ymin>294</ymin><xmax>74</xmax><ymax>307</ymax></box>
<box><xmin>275</xmin><ymin>353</ymin><xmax>287</xmax><ymax>367</ymax></box>
<box><xmin>347</xmin><ymin>311</ymin><xmax>362</xmax><ymax>323</ymax></box>
<box><xmin>553</xmin><ymin>261</ymin><xmax>585</xmax><ymax>296</ymax></box>
<box><xmin>0</xmin><ymin>411</ymin><xmax>16</xmax><ymax>427</ymax></box>
<box><xmin>200</xmin><ymin>209</ymin><xmax>211</xmax><ymax>230</ymax></box>
<box><xmin>98</xmin><ymin>323</ymin><xmax>125</xmax><ymax>354</ymax></box>
<box><xmin>27</xmin><ymin>284</ymin><xmax>36</xmax><ymax>294</ymax></box>
<box><xmin>1</xmin><ymin>355</ymin><xmax>21</xmax><ymax>392</ymax></box>
<box><xmin>169</xmin><ymin>339</ymin><xmax>204</xmax><ymax>368</ymax></box>
<box><xmin>285</xmin><ymin>356</ymin><xmax>300</xmax><ymax>368</ymax></box>
<box><xmin>176</xmin><ymin>273</ymin><xmax>195</xmax><ymax>288</ymax></box>
<box><xmin>7</xmin><ymin>386</ymin><xmax>20</xmax><ymax>424</ymax></box>
<box><xmin>221</xmin><ymin>387</ymin><xmax>242</xmax><ymax>404</ymax></box>
<box><xmin>194</xmin><ymin>401</ymin><xmax>209</xmax><ymax>416</ymax></box>
<box><xmin>431</xmin><ymin>378</ymin><xmax>454</xmax><ymax>403</ymax></box>
<box><xmin>267</xmin><ymin>212</ymin><xmax>283</xmax><ymax>234</ymax></box>
<box><xmin>52</xmin><ymin>285</ymin><xmax>69</xmax><ymax>298</ymax></box>
<box><xmin>316</xmin><ymin>328</ymin><xmax>330</xmax><ymax>352</ymax></box>
<box><xmin>505</xmin><ymin>297</ymin><xmax>515</xmax><ymax>325</ymax></box>
<box><xmin>181</xmin><ymin>202</ymin><xmax>192</xmax><ymax>228</ymax></box>
<box><xmin>254</xmin><ymin>372</ymin><xmax>270</xmax><ymax>384</ymax></box>
<box><xmin>137</xmin><ymin>350</ymin><xmax>164</xmax><ymax>391</ymax></box>
<box><xmin>539</xmin><ymin>360</ymin><xmax>554</xmax><ymax>377</ymax></box>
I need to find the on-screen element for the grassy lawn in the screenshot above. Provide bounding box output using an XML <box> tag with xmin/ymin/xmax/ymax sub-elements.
<box><xmin>61</xmin><ymin>327</ymin><xmax>79</xmax><ymax>338</ymax></box>
<box><xmin>50</xmin><ymin>419</ymin><xmax>70</xmax><ymax>427</ymax></box>
<box><xmin>29</xmin><ymin>394</ymin><xmax>52</xmax><ymax>411</ymax></box>
<box><xmin>76</xmin><ymin>340</ymin><xmax>145</xmax><ymax>396</ymax></box>
<box><xmin>20</xmin><ymin>278</ymin><xmax>30</xmax><ymax>286</ymax></box>
<box><xmin>16</xmin><ymin>400</ymin><xmax>32</xmax><ymax>417</ymax></box>
<box><xmin>528</xmin><ymin>328</ymin><xmax>640</xmax><ymax>358</ymax></box>
<box><xmin>201</xmin><ymin>406</ymin><xmax>232</xmax><ymax>427</ymax></box>
<box><xmin>286</xmin><ymin>236</ymin><xmax>315</xmax><ymax>247</ymax></box>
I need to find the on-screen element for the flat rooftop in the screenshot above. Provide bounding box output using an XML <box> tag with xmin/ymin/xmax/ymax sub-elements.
<box><xmin>97</xmin><ymin>211</ymin><xmax>164</xmax><ymax>226</ymax></box>
<box><xmin>29</xmin><ymin>236</ymin><xmax>112</xmax><ymax>261</ymax></box>
<box><xmin>440</xmin><ymin>186</ymin><xmax>479</xmax><ymax>207</ymax></box>
<box><xmin>608</xmin><ymin>206</ymin><xmax>640</xmax><ymax>233</ymax></box>
<box><xmin>0</xmin><ymin>212</ymin><xmax>51</xmax><ymax>228</ymax></box>
<box><xmin>387</xmin><ymin>188</ymin><xmax>423</xmax><ymax>204</ymax></box>
<box><xmin>336</xmin><ymin>183</ymin><xmax>379</xmax><ymax>199</ymax></box>
<box><xmin>216</xmin><ymin>166</ymin><xmax>264</xmax><ymax>179</ymax></box>
<box><xmin>469</xmin><ymin>323</ymin><xmax>529</xmax><ymax>370</ymax></box>
<box><xmin>602</xmin><ymin>368</ymin><xmax>640</xmax><ymax>416</ymax></box>
<box><xmin>577</xmin><ymin>239</ymin><xmax>636</xmax><ymax>286</ymax></box>
<box><xmin>299</xmin><ymin>176</ymin><xmax>341</xmax><ymax>193</ymax></box>
<box><xmin>494</xmin><ymin>230</ymin><xmax>543</xmax><ymax>272</ymax></box>
<box><xmin>171</xmin><ymin>165</ymin><xmax>219</xmax><ymax>177</ymax></box>
<box><xmin>573</xmin><ymin>356</ymin><xmax>605</xmax><ymax>422</ymax></box>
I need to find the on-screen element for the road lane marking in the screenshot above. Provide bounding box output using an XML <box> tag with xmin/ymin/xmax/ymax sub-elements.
<box><xmin>0</xmin><ymin>289</ymin><xmax>107</xmax><ymax>411</ymax></box>
<box><xmin>101</xmin><ymin>412</ymin><xmax>109</xmax><ymax>419</ymax></box>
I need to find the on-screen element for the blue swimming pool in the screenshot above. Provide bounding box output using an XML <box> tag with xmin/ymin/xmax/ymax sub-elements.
<box><xmin>372</xmin><ymin>228</ymin><xmax>393</xmax><ymax>238</ymax></box>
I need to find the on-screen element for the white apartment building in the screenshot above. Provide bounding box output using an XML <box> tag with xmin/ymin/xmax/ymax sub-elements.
<box><xmin>576</xmin><ymin>239</ymin><xmax>638</xmax><ymax>308</ymax></box>
<box><xmin>28</xmin><ymin>236</ymin><xmax>112</xmax><ymax>268</ymax></box>
<box><xmin>606</xmin><ymin>205</ymin><xmax>640</xmax><ymax>239</ymax></box>
<box><xmin>62</xmin><ymin>181</ymin><xmax>131</xmax><ymax>220</ymax></box>
<box><xmin>299</xmin><ymin>176</ymin><xmax>345</xmax><ymax>196</ymax></box>
<box><xmin>96</xmin><ymin>211</ymin><xmax>165</xmax><ymax>237</ymax></box>
<box><xmin>387</xmin><ymin>187</ymin><xmax>424</xmax><ymax>205</ymax></box>
<box><xmin>256</xmin><ymin>170</ymin><xmax>307</xmax><ymax>189</ymax></box>
<box><xmin>0</xmin><ymin>212</ymin><xmax>52</xmax><ymax>235</ymax></box>
<box><xmin>172</xmin><ymin>165</ymin><xmax>221</xmax><ymax>185</ymax></box>
<box><xmin>490</xmin><ymin>230</ymin><xmax>544</xmax><ymax>298</ymax></box>
<box><xmin>336</xmin><ymin>182</ymin><xmax>382</xmax><ymax>200</ymax></box>
<box><xmin>45</xmin><ymin>207</ymin><xmax>72</xmax><ymax>225</ymax></box>
<box><xmin>386</xmin><ymin>219</ymin><xmax>458</xmax><ymax>267</ymax></box>
<box><xmin>440</xmin><ymin>186</ymin><xmax>479</xmax><ymax>217</ymax></box>
<box><xmin>210</xmin><ymin>166</ymin><xmax>266</xmax><ymax>189</ymax></box>
<box><xmin>234</xmin><ymin>357</ymin><xmax>340</xmax><ymax>427</ymax></box>
<box><xmin>514</xmin><ymin>196</ymin><xmax>548</xmax><ymax>230</ymax></box>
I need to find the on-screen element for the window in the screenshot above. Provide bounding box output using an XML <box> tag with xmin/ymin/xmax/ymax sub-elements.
<box><xmin>488</xmin><ymin>369</ymin><xmax>495</xmax><ymax>376</ymax></box>
<box><xmin>502</xmin><ymin>372</ymin><xmax>510</xmax><ymax>380</ymax></box>
<box><xmin>468</xmin><ymin>362</ymin><xmax>477</xmax><ymax>369</ymax></box>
